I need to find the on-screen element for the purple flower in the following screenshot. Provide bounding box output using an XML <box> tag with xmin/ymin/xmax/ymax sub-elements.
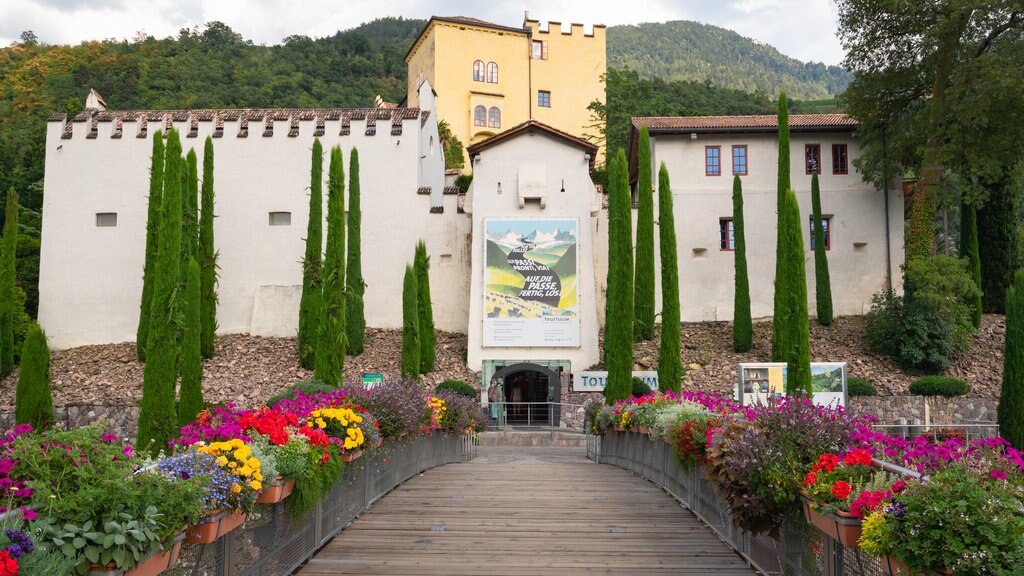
<box><xmin>990</xmin><ymin>469</ymin><xmax>1007</xmax><ymax>480</ymax></box>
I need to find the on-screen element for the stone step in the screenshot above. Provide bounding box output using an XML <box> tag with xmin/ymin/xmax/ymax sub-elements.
<box><xmin>479</xmin><ymin>429</ymin><xmax>587</xmax><ymax>447</ymax></box>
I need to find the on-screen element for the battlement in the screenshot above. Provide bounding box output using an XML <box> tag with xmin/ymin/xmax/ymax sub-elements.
<box><xmin>525</xmin><ymin>19</ymin><xmax>606</xmax><ymax>38</ymax></box>
<box><xmin>48</xmin><ymin>107</ymin><xmax>425</xmax><ymax>141</ymax></box>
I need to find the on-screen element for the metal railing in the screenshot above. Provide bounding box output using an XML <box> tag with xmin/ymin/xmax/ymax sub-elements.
<box><xmin>487</xmin><ymin>401</ymin><xmax>586</xmax><ymax>429</ymax></box>
<box><xmin>871</xmin><ymin>421</ymin><xmax>998</xmax><ymax>443</ymax></box>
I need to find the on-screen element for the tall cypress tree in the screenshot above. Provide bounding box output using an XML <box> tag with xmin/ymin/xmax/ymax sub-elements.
<box><xmin>960</xmin><ymin>200</ymin><xmax>982</xmax><ymax>328</ymax></box>
<box><xmin>604</xmin><ymin>149</ymin><xmax>634</xmax><ymax>403</ymax></box>
<box><xmin>137</xmin><ymin>129</ymin><xmax>182</xmax><ymax>454</ymax></box>
<box><xmin>414</xmin><ymin>240</ymin><xmax>436</xmax><ymax>373</ymax></box>
<box><xmin>0</xmin><ymin>190</ymin><xmax>18</xmax><ymax>376</ymax></box>
<box><xmin>345</xmin><ymin>147</ymin><xmax>365</xmax><ymax>355</ymax></box>
<box><xmin>15</xmin><ymin>324</ymin><xmax>54</xmax><ymax>430</ymax></box>
<box><xmin>401</xmin><ymin>264</ymin><xmax>421</xmax><ymax>379</ymax></box>
<box><xmin>810</xmin><ymin>173</ymin><xmax>833</xmax><ymax>326</ymax></box>
<box><xmin>178</xmin><ymin>257</ymin><xmax>203</xmax><ymax>426</ymax></box>
<box><xmin>779</xmin><ymin>190</ymin><xmax>812</xmax><ymax>396</ymax></box>
<box><xmin>199</xmin><ymin>136</ymin><xmax>218</xmax><ymax>358</ymax></box>
<box><xmin>772</xmin><ymin>93</ymin><xmax>791</xmax><ymax>361</ymax></box>
<box><xmin>137</xmin><ymin>132</ymin><xmax>164</xmax><ymax>361</ymax></box>
<box><xmin>999</xmin><ymin>269</ymin><xmax>1024</xmax><ymax>448</ymax></box>
<box><xmin>733</xmin><ymin>175</ymin><xmax>753</xmax><ymax>352</ymax></box>
<box><xmin>314</xmin><ymin>146</ymin><xmax>346</xmax><ymax>387</ymax></box>
<box><xmin>299</xmin><ymin>139</ymin><xmax>324</xmax><ymax>369</ymax></box>
<box><xmin>656</xmin><ymin>164</ymin><xmax>681</xmax><ymax>393</ymax></box>
<box><xmin>633</xmin><ymin>127</ymin><xmax>655</xmax><ymax>341</ymax></box>
<box><xmin>977</xmin><ymin>180</ymin><xmax>1018</xmax><ymax>314</ymax></box>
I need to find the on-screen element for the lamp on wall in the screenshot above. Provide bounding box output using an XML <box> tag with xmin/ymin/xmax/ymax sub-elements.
<box><xmin>473</xmin><ymin>154</ymin><xmax>481</xmax><ymax>164</ymax></box>
<box><xmin>583</xmin><ymin>153</ymin><xmax>591</xmax><ymax>163</ymax></box>
<box><xmin>690</xmin><ymin>133</ymin><xmax>697</xmax><ymax>140</ymax></box>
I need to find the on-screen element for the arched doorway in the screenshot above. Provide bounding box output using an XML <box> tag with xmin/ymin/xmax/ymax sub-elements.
<box><xmin>490</xmin><ymin>363</ymin><xmax>560</xmax><ymax>427</ymax></box>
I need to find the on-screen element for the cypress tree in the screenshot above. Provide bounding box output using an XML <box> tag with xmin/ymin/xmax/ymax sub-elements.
<box><xmin>733</xmin><ymin>175</ymin><xmax>753</xmax><ymax>352</ymax></box>
<box><xmin>401</xmin><ymin>264</ymin><xmax>421</xmax><ymax>379</ymax></box>
<box><xmin>604</xmin><ymin>149</ymin><xmax>634</xmax><ymax>404</ymax></box>
<box><xmin>960</xmin><ymin>200</ymin><xmax>982</xmax><ymax>329</ymax></box>
<box><xmin>298</xmin><ymin>139</ymin><xmax>324</xmax><ymax>369</ymax></box>
<box><xmin>414</xmin><ymin>240</ymin><xmax>436</xmax><ymax>373</ymax></box>
<box><xmin>137</xmin><ymin>129</ymin><xmax>182</xmax><ymax>454</ymax></box>
<box><xmin>999</xmin><ymin>269</ymin><xmax>1024</xmax><ymax>448</ymax></box>
<box><xmin>15</xmin><ymin>324</ymin><xmax>53</xmax><ymax>430</ymax></box>
<box><xmin>779</xmin><ymin>190</ymin><xmax>812</xmax><ymax>396</ymax></box>
<box><xmin>178</xmin><ymin>257</ymin><xmax>203</xmax><ymax>427</ymax></box>
<box><xmin>977</xmin><ymin>183</ymin><xmax>1019</xmax><ymax>314</ymax></box>
<box><xmin>137</xmin><ymin>132</ymin><xmax>164</xmax><ymax>361</ymax></box>
<box><xmin>656</xmin><ymin>163</ymin><xmax>681</xmax><ymax>393</ymax></box>
<box><xmin>314</xmin><ymin>146</ymin><xmax>346</xmax><ymax>387</ymax></box>
<box><xmin>810</xmin><ymin>173</ymin><xmax>834</xmax><ymax>326</ymax></box>
<box><xmin>633</xmin><ymin>127</ymin><xmax>655</xmax><ymax>341</ymax></box>
<box><xmin>345</xmin><ymin>147</ymin><xmax>365</xmax><ymax>355</ymax></box>
<box><xmin>772</xmin><ymin>93</ymin><xmax>791</xmax><ymax>361</ymax></box>
<box><xmin>199</xmin><ymin>136</ymin><xmax>218</xmax><ymax>358</ymax></box>
<box><xmin>0</xmin><ymin>189</ymin><xmax>18</xmax><ymax>376</ymax></box>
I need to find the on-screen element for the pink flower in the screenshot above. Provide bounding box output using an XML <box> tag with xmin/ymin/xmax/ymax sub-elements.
<box><xmin>991</xmin><ymin>469</ymin><xmax>1008</xmax><ymax>480</ymax></box>
<box><xmin>18</xmin><ymin>508</ymin><xmax>36</xmax><ymax>522</ymax></box>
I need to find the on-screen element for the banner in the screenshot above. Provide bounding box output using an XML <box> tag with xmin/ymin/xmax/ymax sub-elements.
<box><xmin>483</xmin><ymin>218</ymin><xmax>579</xmax><ymax>347</ymax></box>
<box><xmin>735</xmin><ymin>362</ymin><xmax>847</xmax><ymax>407</ymax></box>
<box><xmin>573</xmin><ymin>371</ymin><xmax>659</xmax><ymax>392</ymax></box>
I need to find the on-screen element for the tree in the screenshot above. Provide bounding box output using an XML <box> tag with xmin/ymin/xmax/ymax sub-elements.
<box><xmin>633</xmin><ymin>127</ymin><xmax>655</xmax><ymax>341</ymax></box>
<box><xmin>810</xmin><ymin>173</ymin><xmax>834</xmax><ymax>325</ymax></box>
<box><xmin>346</xmin><ymin>147</ymin><xmax>365</xmax><ymax>355</ymax></box>
<box><xmin>771</xmin><ymin>93</ymin><xmax>791</xmax><ymax>361</ymax></box>
<box><xmin>137</xmin><ymin>129</ymin><xmax>183</xmax><ymax>454</ymax></box>
<box><xmin>437</xmin><ymin>120</ymin><xmax>465</xmax><ymax>170</ymax></box>
<box><xmin>299</xmin><ymin>139</ymin><xmax>324</xmax><ymax>369</ymax></box>
<box><xmin>401</xmin><ymin>264</ymin><xmax>420</xmax><ymax>379</ymax></box>
<box><xmin>178</xmin><ymin>257</ymin><xmax>204</xmax><ymax>426</ymax></box>
<box><xmin>15</xmin><ymin>324</ymin><xmax>53</xmax><ymax>430</ymax></box>
<box><xmin>137</xmin><ymin>132</ymin><xmax>164</xmax><ymax>361</ymax></box>
<box><xmin>999</xmin><ymin>269</ymin><xmax>1024</xmax><ymax>448</ymax></box>
<box><xmin>604</xmin><ymin>149</ymin><xmax>634</xmax><ymax>403</ymax></box>
<box><xmin>779</xmin><ymin>190</ymin><xmax>812</xmax><ymax>396</ymax></box>
<box><xmin>0</xmin><ymin>189</ymin><xmax>18</xmax><ymax>376</ymax></box>
<box><xmin>414</xmin><ymin>240</ymin><xmax>435</xmax><ymax>373</ymax></box>
<box><xmin>314</xmin><ymin>146</ymin><xmax>346</xmax><ymax>387</ymax></box>
<box><xmin>732</xmin><ymin>175</ymin><xmax>753</xmax><ymax>352</ymax></box>
<box><xmin>960</xmin><ymin>199</ymin><xmax>982</xmax><ymax>327</ymax></box>
<box><xmin>977</xmin><ymin>174</ymin><xmax>1021</xmax><ymax>314</ymax></box>
<box><xmin>199</xmin><ymin>136</ymin><xmax>218</xmax><ymax>358</ymax></box>
<box><xmin>657</xmin><ymin>163</ymin><xmax>682</xmax><ymax>393</ymax></box>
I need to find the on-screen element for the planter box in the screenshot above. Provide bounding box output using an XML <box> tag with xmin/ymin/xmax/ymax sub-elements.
<box><xmin>88</xmin><ymin>533</ymin><xmax>185</xmax><ymax>576</ymax></box>
<box><xmin>880</xmin><ymin>556</ymin><xmax>952</xmax><ymax>576</ymax></box>
<box><xmin>341</xmin><ymin>449</ymin><xmax>364</xmax><ymax>462</ymax></box>
<box><xmin>256</xmin><ymin>477</ymin><xmax>296</xmax><ymax>504</ymax></box>
<box><xmin>800</xmin><ymin>494</ymin><xmax>863</xmax><ymax>548</ymax></box>
<box><xmin>186</xmin><ymin>511</ymin><xmax>247</xmax><ymax>545</ymax></box>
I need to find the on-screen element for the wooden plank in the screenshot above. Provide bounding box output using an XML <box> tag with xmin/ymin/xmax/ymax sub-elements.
<box><xmin>296</xmin><ymin>446</ymin><xmax>757</xmax><ymax>575</ymax></box>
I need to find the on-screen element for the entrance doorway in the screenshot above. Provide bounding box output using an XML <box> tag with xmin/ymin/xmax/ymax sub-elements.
<box><xmin>489</xmin><ymin>363</ymin><xmax>561</xmax><ymax>428</ymax></box>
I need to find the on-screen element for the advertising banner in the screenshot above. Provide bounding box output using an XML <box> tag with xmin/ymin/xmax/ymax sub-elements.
<box><xmin>483</xmin><ymin>218</ymin><xmax>579</xmax><ymax>347</ymax></box>
<box><xmin>573</xmin><ymin>371</ymin><xmax>659</xmax><ymax>392</ymax></box>
<box><xmin>735</xmin><ymin>362</ymin><xmax>847</xmax><ymax>407</ymax></box>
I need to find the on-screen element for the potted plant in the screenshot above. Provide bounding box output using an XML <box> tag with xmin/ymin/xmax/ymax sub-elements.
<box><xmin>307</xmin><ymin>407</ymin><xmax>368</xmax><ymax>461</ymax></box>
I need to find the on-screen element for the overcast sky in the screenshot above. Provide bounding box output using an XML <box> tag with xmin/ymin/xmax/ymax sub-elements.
<box><xmin>0</xmin><ymin>0</ymin><xmax>846</xmax><ymax>66</ymax></box>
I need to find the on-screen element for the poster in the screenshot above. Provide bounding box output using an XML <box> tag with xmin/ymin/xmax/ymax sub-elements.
<box><xmin>736</xmin><ymin>362</ymin><xmax>847</xmax><ymax>407</ymax></box>
<box><xmin>483</xmin><ymin>218</ymin><xmax>579</xmax><ymax>347</ymax></box>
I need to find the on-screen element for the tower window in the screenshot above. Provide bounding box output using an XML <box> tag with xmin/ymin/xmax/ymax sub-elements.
<box><xmin>486</xmin><ymin>61</ymin><xmax>498</xmax><ymax>83</ymax></box>
<box><xmin>474</xmin><ymin>105</ymin><xmax>487</xmax><ymax>127</ymax></box>
<box><xmin>95</xmin><ymin>213</ymin><xmax>117</xmax><ymax>227</ymax></box>
<box><xmin>269</xmin><ymin>212</ymin><xmax>292</xmax><ymax>226</ymax></box>
<box><xmin>488</xmin><ymin>107</ymin><xmax>501</xmax><ymax>129</ymax></box>
<box><xmin>538</xmin><ymin>90</ymin><xmax>551</xmax><ymax>107</ymax></box>
<box><xmin>473</xmin><ymin>60</ymin><xmax>484</xmax><ymax>81</ymax></box>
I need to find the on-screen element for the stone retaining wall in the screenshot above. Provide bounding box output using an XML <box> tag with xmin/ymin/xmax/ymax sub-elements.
<box><xmin>1</xmin><ymin>404</ymin><xmax>140</xmax><ymax>438</ymax></box>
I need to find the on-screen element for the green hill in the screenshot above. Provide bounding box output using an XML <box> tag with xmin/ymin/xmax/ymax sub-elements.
<box><xmin>551</xmin><ymin>244</ymin><xmax>577</xmax><ymax>279</ymax></box>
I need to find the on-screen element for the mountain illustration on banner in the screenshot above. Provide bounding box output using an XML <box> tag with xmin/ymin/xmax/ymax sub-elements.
<box><xmin>489</xmin><ymin>227</ymin><xmax>576</xmax><ymax>250</ymax></box>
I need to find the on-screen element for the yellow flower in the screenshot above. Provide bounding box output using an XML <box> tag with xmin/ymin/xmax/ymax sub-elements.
<box><xmin>216</xmin><ymin>456</ymin><xmax>228</xmax><ymax>467</ymax></box>
<box><xmin>231</xmin><ymin>483</ymin><xmax>242</xmax><ymax>493</ymax></box>
<box><xmin>344</xmin><ymin>437</ymin><xmax>358</xmax><ymax>450</ymax></box>
<box><xmin>253</xmin><ymin>471</ymin><xmax>263</xmax><ymax>481</ymax></box>
<box><xmin>233</xmin><ymin>446</ymin><xmax>252</xmax><ymax>460</ymax></box>
<box><xmin>250</xmin><ymin>480</ymin><xmax>262</xmax><ymax>491</ymax></box>
<box><xmin>316</xmin><ymin>418</ymin><xmax>326</xmax><ymax>429</ymax></box>
<box><xmin>228</xmin><ymin>461</ymin><xmax>237</xmax><ymax>469</ymax></box>
<box><xmin>247</xmin><ymin>458</ymin><xmax>261</xmax><ymax>469</ymax></box>
<box><xmin>238</xmin><ymin>466</ymin><xmax>253</xmax><ymax>477</ymax></box>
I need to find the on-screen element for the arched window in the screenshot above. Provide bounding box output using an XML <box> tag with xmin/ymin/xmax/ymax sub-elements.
<box><xmin>474</xmin><ymin>105</ymin><xmax>487</xmax><ymax>127</ymax></box>
<box><xmin>486</xmin><ymin>61</ymin><xmax>498</xmax><ymax>83</ymax></box>
<box><xmin>488</xmin><ymin>107</ymin><xmax>501</xmax><ymax>128</ymax></box>
<box><xmin>473</xmin><ymin>60</ymin><xmax>484</xmax><ymax>81</ymax></box>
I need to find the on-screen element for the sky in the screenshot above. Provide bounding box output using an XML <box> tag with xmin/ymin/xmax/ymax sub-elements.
<box><xmin>0</xmin><ymin>0</ymin><xmax>846</xmax><ymax>66</ymax></box>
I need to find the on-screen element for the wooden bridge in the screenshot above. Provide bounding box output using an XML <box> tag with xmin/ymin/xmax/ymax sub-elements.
<box><xmin>296</xmin><ymin>446</ymin><xmax>757</xmax><ymax>575</ymax></box>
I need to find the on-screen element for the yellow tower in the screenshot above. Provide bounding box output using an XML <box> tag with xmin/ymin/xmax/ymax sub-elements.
<box><xmin>405</xmin><ymin>15</ymin><xmax>606</xmax><ymax>168</ymax></box>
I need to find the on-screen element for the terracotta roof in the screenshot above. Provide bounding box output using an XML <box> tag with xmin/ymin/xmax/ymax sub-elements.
<box><xmin>466</xmin><ymin>120</ymin><xmax>597</xmax><ymax>166</ymax></box>
<box><xmin>633</xmin><ymin>114</ymin><xmax>857</xmax><ymax>132</ymax></box>
<box><xmin>444</xmin><ymin>169</ymin><xmax>462</xmax><ymax>175</ymax></box>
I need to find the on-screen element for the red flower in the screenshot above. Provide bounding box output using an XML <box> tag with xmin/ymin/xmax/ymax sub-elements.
<box><xmin>891</xmin><ymin>480</ymin><xmax>907</xmax><ymax>493</ymax></box>
<box><xmin>831</xmin><ymin>481</ymin><xmax>852</xmax><ymax>500</ymax></box>
<box><xmin>817</xmin><ymin>454</ymin><xmax>840</xmax><ymax>472</ymax></box>
<box><xmin>803</xmin><ymin>472</ymin><xmax>817</xmax><ymax>486</ymax></box>
<box><xmin>0</xmin><ymin>550</ymin><xmax>18</xmax><ymax>575</ymax></box>
<box><xmin>843</xmin><ymin>448</ymin><xmax>873</xmax><ymax>467</ymax></box>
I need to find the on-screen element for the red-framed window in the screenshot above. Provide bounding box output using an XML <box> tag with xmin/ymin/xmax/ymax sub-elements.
<box><xmin>805</xmin><ymin>144</ymin><xmax>822</xmax><ymax>175</ymax></box>
<box><xmin>486</xmin><ymin>61</ymin><xmax>498</xmax><ymax>83</ymax></box>
<box><xmin>474</xmin><ymin>105</ymin><xmax>486</xmax><ymax>127</ymax></box>
<box><xmin>720</xmin><ymin>219</ymin><xmax>735</xmax><ymax>251</ymax></box>
<box><xmin>732</xmin><ymin>145</ymin><xmax>748</xmax><ymax>176</ymax></box>
<box><xmin>473</xmin><ymin>60</ymin><xmax>485</xmax><ymax>82</ymax></box>
<box><xmin>538</xmin><ymin>90</ymin><xmax>551</xmax><ymax>107</ymax></box>
<box><xmin>809</xmin><ymin>216</ymin><xmax>832</xmax><ymax>251</ymax></box>
<box><xmin>488</xmin><ymin>106</ymin><xmax>501</xmax><ymax>128</ymax></box>
<box><xmin>705</xmin><ymin>146</ymin><xmax>721</xmax><ymax>176</ymax></box>
<box><xmin>832</xmin><ymin>144</ymin><xmax>849</xmax><ymax>175</ymax></box>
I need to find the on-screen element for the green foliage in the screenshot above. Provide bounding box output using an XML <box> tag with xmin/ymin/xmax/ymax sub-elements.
<box><xmin>137</xmin><ymin>129</ymin><xmax>182</xmax><ymax>455</ymax></box>
<box><xmin>199</xmin><ymin>136</ymin><xmax>218</xmax><ymax>358</ymax></box>
<box><xmin>732</xmin><ymin>175</ymin><xmax>753</xmax><ymax>352</ymax></box>
<box><xmin>865</xmin><ymin>289</ymin><xmax>957</xmax><ymax>373</ymax></box>
<box><xmin>15</xmin><ymin>323</ymin><xmax>53</xmax><ymax>429</ymax></box>
<box><xmin>771</xmin><ymin>94</ymin><xmax>791</xmax><ymax>361</ymax></box>
<box><xmin>401</xmin><ymin>264</ymin><xmax>420</xmax><ymax>379</ymax></box>
<box><xmin>0</xmin><ymin>189</ymin><xmax>17</xmax><ymax>376</ymax></box>
<box><xmin>438</xmin><ymin>121</ymin><xmax>465</xmax><ymax>170</ymax></box>
<box><xmin>345</xmin><ymin>148</ymin><xmax>365</xmax><ymax>355</ymax></box>
<box><xmin>904</xmin><ymin>254</ymin><xmax>981</xmax><ymax>352</ymax></box>
<box><xmin>633</xmin><ymin>127</ymin><xmax>655</xmax><ymax>341</ymax></box>
<box><xmin>1000</xmin><ymin>269</ymin><xmax>1024</xmax><ymax>448</ymax></box>
<box><xmin>414</xmin><ymin>240</ymin><xmax>435</xmax><ymax>373</ymax></box>
<box><xmin>454</xmin><ymin>174</ymin><xmax>473</xmax><ymax>193</ymax></box>
<box><xmin>810</xmin><ymin>173</ymin><xmax>833</xmax><ymax>325</ymax></box>
<box><xmin>778</xmin><ymin>190</ymin><xmax>811</xmax><ymax>396</ymax></box>
<box><xmin>11</xmin><ymin>286</ymin><xmax>31</xmax><ymax>362</ymax></box>
<box><xmin>847</xmin><ymin>377</ymin><xmax>878</xmax><ymax>397</ymax></box>
<box><xmin>960</xmin><ymin>199</ymin><xmax>982</xmax><ymax>328</ymax></box>
<box><xmin>182</xmin><ymin>149</ymin><xmax>199</xmax><ymax>262</ymax></box>
<box><xmin>657</xmin><ymin>163</ymin><xmax>682</xmax><ymax>393</ymax></box>
<box><xmin>299</xmin><ymin>139</ymin><xmax>324</xmax><ymax>370</ymax></box>
<box><xmin>604</xmin><ymin>150</ymin><xmax>634</xmax><ymax>403</ymax></box>
<box><xmin>314</xmin><ymin>146</ymin><xmax>346</xmax><ymax>386</ymax></box>
<box><xmin>137</xmin><ymin>132</ymin><xmax>164</xmax><ymax>361</ymax></box>
<box><xmin>435</xmin><ymin>380</ymin><xmax>476</xmax><ymax>399</ymax></box>
<box><xmin>977</xmin><ymin>179</ymin><xmax>1021</xmax><ymax>314</ymax></box>
<box><xmin>178</xmin><ymin>257</ymin><xmax>204</xmax><ymax>426</ymax></box>
<box><xmin>909</xmin><ymin>375</ymin><xmax>969</xmax><ymax>397</ymax></box>
<box><xmin>286</xmin><ymin>443</ymin><xmax>344</xmax><ymax>521</ymax></box>
<box><xmin>631</xmin><ymin>377</ymin><xmax>652</xmax><ymax>398</ymax></box>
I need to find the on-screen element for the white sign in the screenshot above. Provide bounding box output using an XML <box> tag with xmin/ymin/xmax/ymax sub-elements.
<box><xmin>573</xmin><ymin>371</ymin><xmax>659</xmax><ymax>392</ymax></box>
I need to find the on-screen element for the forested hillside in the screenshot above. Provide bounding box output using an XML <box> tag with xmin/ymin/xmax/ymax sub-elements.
<box><xmin>607</xmin><ymin>21</ymin><xmax>851</xmax><ymax>99</ymax></box>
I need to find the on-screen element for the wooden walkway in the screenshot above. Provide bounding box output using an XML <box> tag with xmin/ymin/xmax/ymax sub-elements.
<box><xmin>297</xmin><ymin>446</ymin><xmax>757</xmax><ymax>575</ymax></box>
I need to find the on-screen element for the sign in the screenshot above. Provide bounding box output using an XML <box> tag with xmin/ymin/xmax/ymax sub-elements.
<box><xmin>361</xmin><ymin>372</ymin><xmax>384</xmax><ymax>389</ymax></box>
<box><xmin>483</xmin><ymin>218</ymin><xmax>579</xmax><ymax>347</ymax></box>
<box><xmin>573</xmin><ymin>371</ymin><xmax>659</xmax><ymax>392</ymax></box>
<box><xmin>735</xmin><ymin>363</ymin><xmax>847</xmax><ymax>407</ymax></box>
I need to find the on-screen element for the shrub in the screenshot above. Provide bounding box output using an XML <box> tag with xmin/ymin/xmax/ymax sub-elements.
<box><xmin>199</xmin><ymin>136</ymin><xmax>218</xmax><ymax>359</ymax></box>
<box><xmin>345</xmin><ymin>147</ymin><xmax>365</xmax><ymax>355</ymax></box>
<box><xmin>15</xmin><ymin>324</ymin><xmax>53</xmax><ymax>429</ymax></box>
<box><xmin>909</xmin><ymin>376</ymin><xmax>969</xmax><ymax>397</ymax></box>
<box><xmin>1000</xmin><ymin>268</ymin><xmax>1024</xmax><ymax>447</ymax></box>
<box><xmin>433</xmin><ymin>389</ymin><xmax>487</xmax><ymax>433</ymax></box>
<box><xmin>266</xmin><ymin>379</ymin><xmax>336</xmax><ymax>408</ymax></box>
<box><xmin>136</xmin><ymin>132</ymin><xmax>163</xmax><ymax>362</ymax></box>
<box><xmin>436</xmin><ymin>380</ymin><xmax>476</xmax><ymax>399</ymax></box>
<box><xmin>604</xmin><ymin>149</ymin><xmax>634</xmax><ymax>403</ymax></box>
<box><xmin>904</xmin><ymin>254</ymin><xmax>980</xmax><ymax>352</ymax></box>
<box><xmin>631</xmin><ymin>377</ymin><xmax>652</xmax><ymax>398</ymax></box>
<box><xmin>314</xmin><ymin>145</ymin><xmax>346</xmax><ymax>386</ymax></box>
<box><xmin>346</xmin><ymin>379</ymin><xmax>432</xmax><ymax>438</ymax></box>
<box><xmin>810</xmin><ymin>173</ymin><xmax>833</xmax><ymax>326</ymax></box>
<box><xmin>401</xmin><ymin>264</ymin><xmax>420</xmax><ymax>378</ymax></box>
<box><xmin>298</xmin><ymin>139</ymin><xmax>324</xmax><ymax>370</ymax></box>
<box><xmin>732</xmin><ymin>174</ymin><xmax>752</xmax><ymax>352</ymax></box>
<box><xmin>414</xmin><ymin>241</ymin><xmax>435</xmax><ymax>373</ymax></box>
<box><xmin>847</xmin><ymin>377</ymin><xmax>878</xmax><ymax>397</ymax></box>
<box><xmin>865</xmin><ymin>289</ymin><xmax>957</xmax><ymax>373</ymax></box>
